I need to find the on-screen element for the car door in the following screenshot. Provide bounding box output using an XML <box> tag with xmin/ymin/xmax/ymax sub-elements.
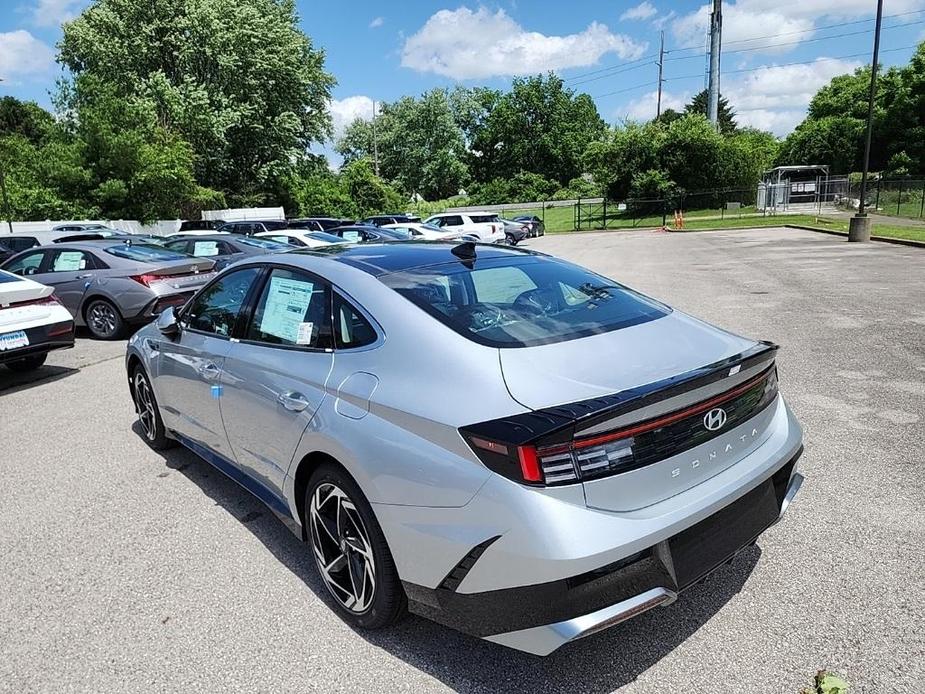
<box><xmin>152</xmin><ymin>266</ymin><xmax>263</xmax><ymax>456</ymax></box>
<box><xmin>37</xmin><ymin>248</ymin><xmax>102</xmax><ymax>315</ymax></box>
<box><xmin>219</xmin><ymin>266</ymin><xmax>334</xmax><ymax>502</ymax></box>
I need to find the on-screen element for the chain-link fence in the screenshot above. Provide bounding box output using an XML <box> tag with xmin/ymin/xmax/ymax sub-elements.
<box><xmin>848</xmin><ymin>178</ymin><xmax>925</xmax><ymax>219</ymax></box>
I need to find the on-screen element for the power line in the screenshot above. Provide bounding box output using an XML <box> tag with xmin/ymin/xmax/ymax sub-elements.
<box><xmin>665</xmin><ymin>18</ymin><xmax>925</xmax><ymax>62</ymax></box>
<box><xmin>568</xmin><ymin>60</ymin><xmax>656</xmax><ymax>87</ymax></box>
<box><xmin>563</xmin><ymin>53</ymin><xmax>656</xmax><ymax>82</ymax></box>
<box><xmin>591</xmin><ymin>43</ymin><xmax>918</xmax><ymax>99</ymax></box>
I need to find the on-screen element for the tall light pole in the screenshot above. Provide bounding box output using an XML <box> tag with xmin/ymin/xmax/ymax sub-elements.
<box><xmin>371</xmin><ymin>100</ymin><xmax>380</xmax><ymax>177</ymax></box>
<box><xmin>707</xmin><ymin>0</ymin><xmax>722</xmax><ymax>128</ymax></box>
<box><xmin>656</xmin><ymin>31</ymin><xmax>665</xmax><ymax>119</ymax></box>
<box><xmin>848</xmin><ymin>0</ymin><xmax>884</xmax><ymax>242</ymax></box>
<box><xmin>0</xmin><ymin>77</ymin><xmax>13</xmax><ymax>234</ymax></box>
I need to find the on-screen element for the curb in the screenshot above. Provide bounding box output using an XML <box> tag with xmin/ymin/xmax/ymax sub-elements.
<box><xmin>783</xmin><ymin>224</ymin><xmax>925</xmax><ymax>249</ymax></box>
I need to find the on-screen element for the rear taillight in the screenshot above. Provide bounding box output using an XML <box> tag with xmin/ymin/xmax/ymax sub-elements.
<box><xmin>130</xmin><ymin>273</ymin><xmax>165</xmax><ymax>287</ymax></box>
<box><xmin>461</xmin><ymin>366</ymin><xmax>779</xmax><ymax>487</ymax></box>
<box><xmin>3</xmin><ymin>294</ymin><xmax>63</xmax><ymax>309</ymax></box>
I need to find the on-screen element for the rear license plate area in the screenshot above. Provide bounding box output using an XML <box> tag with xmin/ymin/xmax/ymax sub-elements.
<box><xmin>0</xmin><ymin>329</ymin><xmax>29</xmax><ymax>351</ymax></box>
<box><xmin>669</xmin><ymin>477</ymin><xmax>779</xmax><ymax>588</ymax></box>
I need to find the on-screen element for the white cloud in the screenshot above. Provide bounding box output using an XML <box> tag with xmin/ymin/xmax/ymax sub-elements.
<box><xmin>725</xmin><ymin>58</ymin><xmax>859</xmax><ymax>134</ymax></box>
<box><xmin>671</xmin><ymin>0</ymin><xmax>925</xmax><ymax>55</ymax></box>
<box><xmin>401</xmin><ymin>7</ymin><xmax>646</xmax><ymax>79</ymax></box>
<box><xmin>0</xmin><ymin>30</ymin><xmax>55</xmax><ymax>82</ymax></box>
<box><xmin>369</xmin><ymin>16</ymin><xmax>384</xmax><ymax>29</ymax></box>
<box><xmin>328</xmin><ymin>96</ymin><xmax>379</xmax><ymax>141</ymax></box>
<box><xmin>30</xmin><ymin>0</ymin><xmax>88</xmax><ymax>28</ymax></box>
<box><xmin>620</xmin><ymin>89</ymin><xmax>690</xmax><ymax>121</ymax></box>
<box><xmin>621</xmin><ymin>2</ymin><xmax>658</xmax><ymax>21</ymax></box>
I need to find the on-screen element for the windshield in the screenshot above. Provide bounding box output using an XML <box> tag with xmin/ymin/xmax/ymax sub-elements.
<box><xmin>104</xmin><ymin>244</ymin><xmax>192</xmax><ymax>262</ymax></box>
<box><xmin>380</xmin><ymin>256</ymin><xmax>669</xmax><ymax>348</ymax></box>
<box><xmin>235</xmin><ymin>236</ymin><xmax>288</xmax><ymax>249</ymax></box>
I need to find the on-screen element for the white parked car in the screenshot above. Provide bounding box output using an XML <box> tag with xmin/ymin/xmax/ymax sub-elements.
<box><xmin>254</xmin><ymin>230</ymin><xmax>349</xmax><ymax>248</ymax></box>
<box><xmin>382</xmin><ymin>222</ymin><xmax>462</xmax><ymax>241</ymax></box>
<box><xmin>423</xmin><ymin>212</ymin><xmax>506</xmax><ymax>243</ymax></box>
<box><xmin>0</xmin><ymin>269</ymin><xmax>75</xmax><ymax>372</ymax></box>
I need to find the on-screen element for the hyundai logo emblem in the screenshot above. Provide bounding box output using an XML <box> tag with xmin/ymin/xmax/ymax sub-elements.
<box><xmin>703</xmin><ymin>407</ymin><xmax>727</xmax><ymax>431</ymax></box>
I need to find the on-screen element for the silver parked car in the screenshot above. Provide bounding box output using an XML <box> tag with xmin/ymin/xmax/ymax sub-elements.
<box><xmin>125</xmin><ymin>242</ymin><xmax>804</xmax><ymax>655</ymax></box>
<box><xmin>1</xmin><ymin>240</ymin><xmax>215</xmax><ymax>339</ymax></box>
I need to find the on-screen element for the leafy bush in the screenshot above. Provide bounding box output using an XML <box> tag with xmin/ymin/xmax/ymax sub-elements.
<box><xmin>801</xmin><ymin>671</ymin><xmax>849</xmax><ymax>694</ymax></box>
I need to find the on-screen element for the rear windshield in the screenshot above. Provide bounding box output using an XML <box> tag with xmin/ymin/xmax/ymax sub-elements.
<box><xmin>235</xmin><ymin>236</ymin><xmax>288</xmax><ymax>249</ymax></box>
<box><xmin>104</xmin><ymin>244</ymin><xmax>192</xmax><ymax>262</ymax></box>
<box><xmin>380</xmin><ymin>256</ymin><xmax>669</xmax><ymax>347</ymax></box>
<box><xmin>0</xmin><ymin>270</ymin><xmax>21</xmax><ymax>283</ymax></box>
<box><xmin>469</xmin><ymin>214</ymin><xmax>500</xmax><ymax>223</ymax></box>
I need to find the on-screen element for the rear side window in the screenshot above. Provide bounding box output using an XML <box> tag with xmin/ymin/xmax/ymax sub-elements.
<box><xmin>333</xmin><ymin>294</ymin><xmax>377</xmax><ymax>349</ymax></box>
<box><xmin>245</xmin><ymin>268</ymin><xmax>331</xmax><ymax>349</ymax></box>
<box><xmin>380</xmin><ymin>256</ymin><xmax>670</xmax><ymax>348</ymax></box>
<box><xmin>469</xmin><ymin>215</ymin><xmax>500</xmax><ymax>223</ymax></box>
<box><xmin>6</xmin><ymin>237</ymin><xmax>38</xmax><ymax>252</ymax></box>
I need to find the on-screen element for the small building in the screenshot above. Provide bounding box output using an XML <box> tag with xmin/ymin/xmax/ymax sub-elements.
<box><xmin>758</xmin><ymin>165</ymin><xmax>830</xmax><ymax>212</ymax></box>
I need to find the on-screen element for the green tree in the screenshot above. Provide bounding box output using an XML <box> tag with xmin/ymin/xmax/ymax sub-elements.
<box><xmin>583</xmin><ymin>121</ymin><xmax>662</xmax><ymax>200</ymax></box>
<box><xmin>777</xmin><ymin>116</ymin><xmax>864</xmax><ymax>174</ymax></box>
<box><xmin>684</xmin><ymin>90</ymin><xmax>737</xmax><ymax>135</ymax></box>
<box><xmin>58</xmin><ymin>0</ymin><xmax>335</xmax><ymax>202</ymax></box>
<box><xmin>0</xmin><ymin>97</ymin><xmax>55</xmax><ymax>145</ymax></box>
<box><xmin>339</xmin><ymin>159</ymin><xmax>404</xmax><ymax>217</ymax></box>
<box><xmin>467</xmin><ymin>74</ymin><xmax>606</xmax><ymax>185</ymax></box>
<box><xmin>337</xmin><ymin>89</ymin><xmax>469</xmax><ymax>200</ymax></box>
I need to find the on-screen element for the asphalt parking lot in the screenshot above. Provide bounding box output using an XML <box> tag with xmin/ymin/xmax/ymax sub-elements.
<box><xmin>1</xmin><ymin>226</ymin><xmax>923</xmax><ymax>693</ymax></box>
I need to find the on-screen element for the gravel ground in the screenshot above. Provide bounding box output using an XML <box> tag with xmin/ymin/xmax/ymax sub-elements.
<box><xmin>1</xmin><ymin>226</ymin><xmax>923</xmax><ymax>693</ymax></box>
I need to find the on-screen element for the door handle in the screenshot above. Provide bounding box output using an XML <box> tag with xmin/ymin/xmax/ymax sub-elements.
<box><xmin>77</xmin><ymin>273</ymin><xmax>94</xmax><ymax>279</ymax></box>
<box><xmin>277</xmin><ymin>391</ymin><xmax>309</xmax><ymax>412</ymax></box>
<box><xmin>197</xmin><ymin>362</ymin><xmax>221</xmax><ymax>380</ymax></box>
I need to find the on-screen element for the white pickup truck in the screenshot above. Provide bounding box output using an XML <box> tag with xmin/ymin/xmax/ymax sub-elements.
<box><xmin>423</xmin><ymin>212</ymin><xmax>506</xmax><ymax>243</ymax></box>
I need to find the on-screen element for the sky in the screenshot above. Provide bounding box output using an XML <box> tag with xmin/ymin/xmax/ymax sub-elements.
<box><xmin>2</xmin><ymin>0</ymin><xmax>925</xmax><ymax>157</ymax></box>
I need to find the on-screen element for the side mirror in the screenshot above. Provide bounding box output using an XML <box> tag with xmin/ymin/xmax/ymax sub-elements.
<box><xmin>156</xmin><ymin>306</ymin><xmax>180</xmax><ymax>337</ymax></box>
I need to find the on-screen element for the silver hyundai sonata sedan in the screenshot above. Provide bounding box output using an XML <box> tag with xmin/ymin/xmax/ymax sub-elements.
<box><xmin>125</xmin><ymin>241</ymin><xmax>804</xmax><ymax>655</ymax></box>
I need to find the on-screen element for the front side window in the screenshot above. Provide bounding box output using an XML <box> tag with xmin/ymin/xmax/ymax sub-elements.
<box><xmin>183</xmin><ymin>267</ymin><xmax>261</xmax><ymax>336</ymax></box>
<box><xmin>245</xmin><ymin>268</ymin><xmax>331</xmax><ymax>349</ymax></box>
<box><xmin>381</xmin><ymin>256</ymin><xmax>670</xmax><ymax>348</ymax></box>
<box><xmin>4</xmin><ymin>251</ymin><xmax>45</xmax><ymax>276</ymax></box>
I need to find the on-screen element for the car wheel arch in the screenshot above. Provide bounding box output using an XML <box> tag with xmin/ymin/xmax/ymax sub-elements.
<box><xmin>82</xmin><ymin>293</ymin><xmax>123</xmax><ymax>322</ymax></box>
<box><xmin>292</xmin><ymin>451</ymin><xmax>359</xmax><ymax>540</ymax></box>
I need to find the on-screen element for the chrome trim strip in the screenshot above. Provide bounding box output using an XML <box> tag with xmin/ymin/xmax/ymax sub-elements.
<box><xmin>483</xmin><ymin>587</ymin><xmax>677</xmax><ymax>656</ymax></box>
<box><xmin>779</xmin><ymin>472</ymin><xmax>804</xmax><ymax>518</ymax></box>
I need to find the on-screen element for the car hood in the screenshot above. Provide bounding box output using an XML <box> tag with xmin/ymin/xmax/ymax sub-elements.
<box><xmin>498</xmin><ymin>310</ymin><xmax>756</xmax><ymax>411</ymax></box>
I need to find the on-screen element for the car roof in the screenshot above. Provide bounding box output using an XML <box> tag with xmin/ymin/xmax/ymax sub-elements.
<box><xmin>283</xmin><ymin>241</ymin><xmax>536</xmax><ymax>276</ymax></box>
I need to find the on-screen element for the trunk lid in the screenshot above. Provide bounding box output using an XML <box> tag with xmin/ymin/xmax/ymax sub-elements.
<box><xmin>499</xmin><ymin>311</ymin><xmax>755</xmax><ymax>410</ymax></box>
<box><xmin>498</xmin><ymin>312</ymin><xmax>779</xmax><ymax>511</ymax></box>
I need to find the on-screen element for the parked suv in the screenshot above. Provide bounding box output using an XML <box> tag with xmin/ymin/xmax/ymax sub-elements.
<box><xmin>424</xmin><ymin>212</ymin><xmax>506</xmax><ymax>243</ymax></box>
<box><xmin>360</xmin><ymin>214</ymin><xmax>422</xmax><ymax>227</ymax></box>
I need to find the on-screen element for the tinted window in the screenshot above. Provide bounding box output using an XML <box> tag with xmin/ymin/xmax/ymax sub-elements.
<box><xmin>440</xmin><ymin>216</ymin><xmax>463</xmax><ymax>226</ymax></box>
<box><xmin>246</xmin><ymin>268</ymin><xmax>330</xmax><ymax>349</ymax></box>
<box><xmin>469</xmin><ymin>214</ymin><xmax>500</xmax><ymax>223</ymax></box>
<box><xmin>6</xmin><ymin>237</ymin><xmax>38</xmax><ymax>252</ymax></box>
<box><xmin>381</xmin><ymin>256</ymin><xmax>670</xmax><ymax>348</ymax></box>
<box><xmin>334</xmin><ymin>294</ymin><xmax>377</xmax><ymax>349</ymax></box>
<box><xmin>260</xmin><ymin>220</ymin><xmax>288</xmax><ymax>231</ymax></box>
<box><xmin>49</xmin><ymin>249</ymin><xmax>96</xmax><ymax>272</ymax></box>
<box><xmin>104</xmin><ymin>244</ymin><xmax>191</xmax><ymax>262</ymax></box>
<box><xmin>183</xmin><ymin>267</ymin><xmax>261</xmax><ymax>336</ymax></box>
<box><xmin>4</xmin><ymin>251</ymin><xmax>45</xmax><ymax>276</ymax></box>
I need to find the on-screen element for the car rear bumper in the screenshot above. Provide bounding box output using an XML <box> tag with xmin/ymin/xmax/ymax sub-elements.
<box><xmin>0</xmin><ymin>319</ymin><xmax>75</xmax><ymax>364</ymax></box>
<box><xmin>402</xmin><ymin>449</ymin><xmax>803</xmax><ymax>655</ymax></box>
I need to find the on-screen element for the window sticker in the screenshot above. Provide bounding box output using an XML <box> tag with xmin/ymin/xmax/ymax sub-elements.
<box><xmin>296</xmin><ymin>321</ymin><xmax>314</xmax><ymax>345</ymax></box>
<box><xmin>193</xmin><ymin>241</ymin><xmax>220</xmax><ymax>256</ymax></box>
<box><xmin>259</xmin><ymin>276</ymin><xmax>315</xmax><ymax>343</ymax></box>
<box><xmin>53</xmin><ymin>252</ymin><xmax>85</xmax><ymax>271</ymax></box>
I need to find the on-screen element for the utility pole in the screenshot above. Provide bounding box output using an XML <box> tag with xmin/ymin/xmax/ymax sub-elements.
<box><xmin>371</xmin><ymin>100</ymin><xmax>380</xmax><ymax>177</ymax></box>
<box><xmin>707</xmin><ymin>0</ymin><xmax>722</xmax><ymax>128</ymax></box>
<box><xmin>849</xmin><ymin>0</ymin><xmax>884</xmax><ymax>242</ymax></box>
<box><xmin>656</xmin><ymin>31</ymin><xmax>665</xmax><ymax>119</ymax></box>
<box><xmin>0</xmin><ymin>77</ymin><xmax>12</xmax><ymax>234</ymax></box>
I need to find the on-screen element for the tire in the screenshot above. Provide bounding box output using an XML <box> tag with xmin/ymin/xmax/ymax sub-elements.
<box><xmin>505</xmin><ymin>234</ymin><xmax>516</xmax><ymax>246</ymax></box>
<box><xmin>85</xmin><ymin>299</ymin><xmax>125</xmax><ymax>340</ymax></box>
<box><xmin>306</xmin><ymin>463</ymin><xmax>407</xmax><ymax>629</ymax></box>
<box><xmin>132</xmin><ymin>366</ymin><xmax>175</xmax><ymax>450</ymax></box>
<box><xmin>5</xmin><ymin>353</ymin><xmax>47</xmax><ymax>372</ymax></box>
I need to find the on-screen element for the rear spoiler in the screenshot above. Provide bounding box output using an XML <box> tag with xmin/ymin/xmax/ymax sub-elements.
<box><xmin>462</xmin><ymin>341</ymin><xmax>779</xmax><ymax>450</ymax></box>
